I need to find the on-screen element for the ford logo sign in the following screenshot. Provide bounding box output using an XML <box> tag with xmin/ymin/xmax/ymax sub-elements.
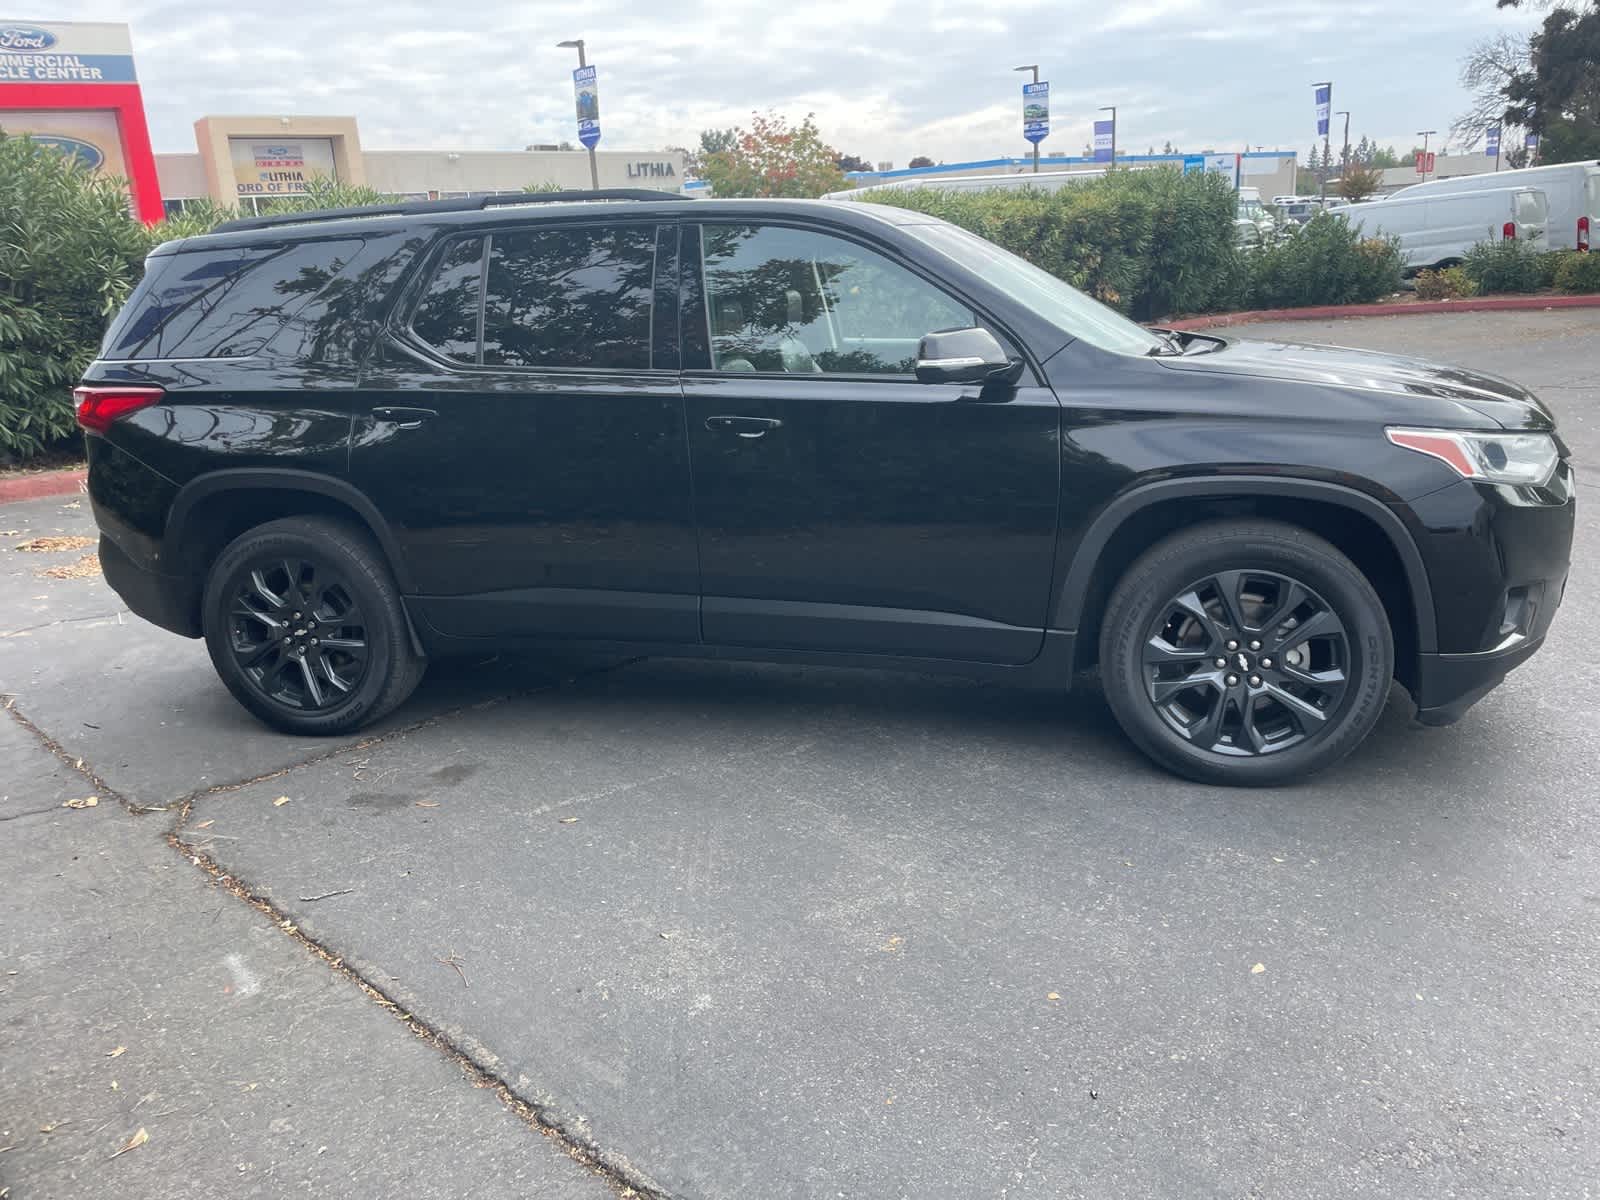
<box><xmin>0</xmin><ymin>25</ymin><xmax>58</xmax><ymax>51</ymax></box>
<box><xmin>29</xmin><ymin>136</ymin><xmax>105</xmax><ymax>171</ymax></box>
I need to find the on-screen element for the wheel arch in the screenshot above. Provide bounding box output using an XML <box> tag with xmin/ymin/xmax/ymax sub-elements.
<box><xmin>165</xmin><ymin>469</ymin><xmax>415</xmax><ymax>593</ymax></box>
<box><xmin>1055</xmin><ymin>476</ymin><xmax>1438</xmax><ymax>686</ymax></box>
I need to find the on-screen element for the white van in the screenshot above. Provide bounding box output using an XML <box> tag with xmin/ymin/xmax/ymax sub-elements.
<box><xmin>1334</xmin><ymin>186</ymin><xmax>1549</xmax><ymax>271</ymax></box>
<box><xmin>1391</xmin><ymin>161</ymin><xmax>1597</xmax><ymax>252</ymax></box>
<box><xmin>823</xmin><ymin>168</ymin><xmax>1112</xmax><ymax>200</ymax></box>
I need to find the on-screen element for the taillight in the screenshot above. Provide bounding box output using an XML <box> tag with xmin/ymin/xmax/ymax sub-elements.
<box><xmin>73</xmin><ymin>385</ymin><xmax>164</xmax><ymax>434</ymax></box>
<box><xmin>1502</xmin><ymin>221</ymin><xmax>1516</xmax><ymax>240</ymax></box>
<box><xmin>1580</xmin><ymin>215</ymin><xmax>1591</xmax><ymax>252</ymax></box>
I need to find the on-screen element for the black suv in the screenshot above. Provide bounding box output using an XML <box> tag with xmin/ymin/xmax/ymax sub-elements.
<box><xmin>79</xmin><ymin>190</ymin><xmax>1574</xmax><ymax>785</ymax></box>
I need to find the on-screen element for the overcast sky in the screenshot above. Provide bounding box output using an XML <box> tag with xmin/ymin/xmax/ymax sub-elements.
<box><xmin>43</xmin><ymin>0</ymin><xmax>1534</xmax><ymax>166</ymax></box>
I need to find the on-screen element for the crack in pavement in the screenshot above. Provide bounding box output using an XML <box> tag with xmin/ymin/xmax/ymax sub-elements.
<box><xmin>7</xmin><ymin>651</ymin><xmax>665</xmax><ymax>1196</ymax></box>
<box><xmin>1</xmin><ymin>607</ymin><xmax>129</xmax><ymax>638</ymax></box>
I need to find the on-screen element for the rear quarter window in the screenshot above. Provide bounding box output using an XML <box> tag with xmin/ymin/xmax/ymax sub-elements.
<box><xmin>102</xmin><ymin>238</ymin><xmax>365</xmax><ymax>360</ymax></box>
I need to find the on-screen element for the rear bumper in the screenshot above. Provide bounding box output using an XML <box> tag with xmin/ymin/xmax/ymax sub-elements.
<box><xmin>98</xmin><ymin>534</ymin><xmax>201</xmax><ymax>638</ymax></box>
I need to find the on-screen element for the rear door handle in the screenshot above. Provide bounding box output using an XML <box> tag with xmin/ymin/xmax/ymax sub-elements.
<box><xmin>371</xmin><ymin>406</ymin><xmax>437</xmax><ymax>430</ymax></box>
<box><xmin>705</xmin><ymin>415</ymin><xmax>783</xmax><ymax>439</ymax></box>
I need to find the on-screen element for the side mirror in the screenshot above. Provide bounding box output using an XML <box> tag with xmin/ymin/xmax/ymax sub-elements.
<box><xmin>914</xmin><ymin>327</ymin><xmax>1022</xmax><ymax>386</ymax></box>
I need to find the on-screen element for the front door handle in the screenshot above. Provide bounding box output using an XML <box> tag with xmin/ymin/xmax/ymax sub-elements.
<box><xmin>371</xmin><ymin>406</ymin><xmax>437</xmax><ymax>430</ymax></box>
<box><xmin>705</xmin><ymin>415</ymin><xmax>783</xmax><ymax>439</ymax></box>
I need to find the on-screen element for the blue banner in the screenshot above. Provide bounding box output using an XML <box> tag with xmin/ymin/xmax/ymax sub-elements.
<box><xmin>1314</xmin><ymin>84</ymin><xmax>1331</xmax><ymax>137</ymax></box>
<box><xmin>1093</xmin><ymin>119</ymin><xmax>1114</xmax><ymax>163</ymax></box>
<box><xmin>573</xmin><ymin>65</ymin><xmax>600</xmax><ymax>149</ymax></box>
<box><xmin>1485</xmin><ymin>126</ymin><xmax>1500</xmax><ymax>157</ymax></box>
<box><xmin>1022</xmin><ymin>81</ymin><xmax>1049</xmax><ymax>145</ymax></box>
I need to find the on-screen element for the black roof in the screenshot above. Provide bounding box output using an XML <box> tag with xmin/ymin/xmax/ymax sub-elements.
<box><xmin>155</xmin><ymin>190</ymin><xmax>935</xmax><ymax>256</ymax></box>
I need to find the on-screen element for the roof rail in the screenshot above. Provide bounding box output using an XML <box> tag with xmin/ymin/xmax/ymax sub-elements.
<box><xmin>210</xmin><ymin>188</ymin><xmax>690</xmax><ymax>235</ymax></box>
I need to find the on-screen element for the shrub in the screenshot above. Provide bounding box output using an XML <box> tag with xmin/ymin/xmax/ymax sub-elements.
<box><xmin>1247</xmin><ymin>213</ymin><xmax>1404</xmax><ymax>309</ymax></box>
<box><xmin>1414</xmin><ymin>266</ymin><xmax>1479</xmax><ymax>301</ymax></box>
<box><xmin>1535</xmin><ymin>251</ymin><xmax>1566</xmax><ymax>289</ymax></box>
<box><xmin>859</xmin><ymin>169</ymin><xmax>1245</xmax><ymax>320</ymax></box>
<box><xmin>0</xmin><ymin>135</ymin><xmax>150</xmax><ymax>461</ymax></box>
<box><xmin>1462</xmin><ymin>238</ymin><xmax>1544</xmax><ymax>293</ymax></box>
<box><xmin>1554</xmin><ymin>251</ymin><xmax>1600</xmax><ymax>293</ymax></box>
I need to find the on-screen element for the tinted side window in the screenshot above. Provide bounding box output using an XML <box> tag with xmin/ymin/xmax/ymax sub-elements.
<box><xmin>699</xmin><ymin>224</ymin><xmax>973</xmax><ymax>375</ymax></box>
<box><xmin>411</xmin><ymin>236</ymin><xmax>484</xmax><ymax>363</ymax></box>
<box><xmin>482</xmin><ymin>224</ymin><xmax>656</xmax><ymax>370</ymax></box>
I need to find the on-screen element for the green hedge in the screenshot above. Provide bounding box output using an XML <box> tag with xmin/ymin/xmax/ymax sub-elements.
<box><xmin>1463</xmin><ymin>239</ymin><xmax>1546</xmax><ymax>294</ymax></box>
<box><xmin>1248</xmin><ymin>214</ymin><xmax>1403</xmax><ymax>309</ymax></box>
<box><xmin>1553</xmin><ymin>251</ymin><xmax>1600</xmax><ymax>293</ymax></box>
<box><xmin>0</xmin><ymin>136</ymin><xmax>150</xmax><ymax>460</ymax></box>
<box><xmin>860</xmin><ymin>170</ymin><xmax>1247</xmax><ymax>321</ymax></box>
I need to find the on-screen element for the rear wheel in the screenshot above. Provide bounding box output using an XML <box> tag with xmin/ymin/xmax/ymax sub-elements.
<box><xmin>202</xmin><ymin>516</ymin><xmax>425</xmax><ymax>735</ymax></box>
<box><xmin>1098</xmin><ymin>520</ymin><xmax>1392</xmax><ymax>785</ymax></box>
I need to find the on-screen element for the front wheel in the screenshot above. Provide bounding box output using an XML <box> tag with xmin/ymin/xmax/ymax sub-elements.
<box><xmin>202</xmin><ymin>516</ymin><xmax>425</xmax><ymax>735</ymax></box>
<box><xmin>1098</xmin><ymin>520</ymin><xmax>1393</xmax><ymax>786</ymax></box>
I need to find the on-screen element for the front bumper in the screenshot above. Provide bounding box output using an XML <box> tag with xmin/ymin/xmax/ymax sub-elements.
<box><xmin>1413</xmin><ymin>626</ymin><xmax>1553</xmax><ymax>726</ymax></box>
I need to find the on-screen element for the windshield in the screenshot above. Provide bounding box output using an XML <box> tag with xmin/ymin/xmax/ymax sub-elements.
<box><xmin>905</xmin><ymin>221</ymin><xmax>1162</xmax><ymax>356</ymax></box>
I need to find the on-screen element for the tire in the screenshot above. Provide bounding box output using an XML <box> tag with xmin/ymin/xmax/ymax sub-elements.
<box><xmin>202</xmin><ymin>516</ymin><xmax>426</xmax><ymax>735</ymax></box>
<box><xmin>1098</xmin><ymin>519</ymin><xmax>1392</xmax><ymax>786</ymax></box>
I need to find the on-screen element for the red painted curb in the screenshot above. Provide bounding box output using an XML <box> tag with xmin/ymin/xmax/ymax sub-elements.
<box><xmin>1166</xmin><ymin>293</ymin><xmax>1600</xmax><ymax>331</ymax></box>
<box><xmin>0</xmin><ymin>466</ymin><xmax>86</xmax><ymax>504</ymax></box>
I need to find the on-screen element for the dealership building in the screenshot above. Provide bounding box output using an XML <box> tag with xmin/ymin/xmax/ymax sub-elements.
<box><xmin>0</xmin><ymin>19</ymin><xmax>686</xmax><ymax>219</ymax></box>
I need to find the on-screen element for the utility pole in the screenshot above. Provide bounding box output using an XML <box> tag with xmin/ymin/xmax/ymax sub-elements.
<box><xmin>1099</xmin><ymin>105</ymin><xmax>1117</xmax><ymax>167</ymax></box>
<box><xmin>1014</xmin><ymin>64</ymin><xmax>1039</xmax><ymax>173</ymax></box>
<box><xmin>557</xmin><ymin>38</ymin><xmax>600</xmax><ymax>190</ymax></box>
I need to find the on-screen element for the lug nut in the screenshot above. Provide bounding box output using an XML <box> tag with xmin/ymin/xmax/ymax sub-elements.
<box><xmin>1249</xmin><ymin>639</ymin><xmax>1261</xmax><ymax>651</ymax></box>
<box><xmin>1249</xmin><ymin>675</ymin><xmax>1262</xmax><ymax>687</ymax></box>
<box><xmin>1261</xmin><ymin>656</ymin><xmax>1273</xmax><ymax>668</ymax></box>
<box><xmin>1214</xmin><ymin>657</ymin><xmax>1228</xmax><ymax>668</ymax></box>
<box><xmin>1226</xmin><ymin>640</ymin><xmax>1239</xmax><ymax>651</ymax></box>
<box><xmin>1226</xmin><ymin>674</ymin><xmax>1240</xmax><ymax>687</ymax></box>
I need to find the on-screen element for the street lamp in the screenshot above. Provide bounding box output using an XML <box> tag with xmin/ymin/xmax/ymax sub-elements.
<box><xmin>1334</xmin><ymin>110</ymin><xmax>1350</xmax><ymax>171</ymax></box>
<box><xmin>1099</xmin><ymin>105</ymin><xmax>1117</xmax><ymax>167</ymax></box>
<box><xmin>1417</xmin><ymin>129</ymin><xmax>1437</xmax><ymax>181</ymax></box>
<box><xmin>557</xmin><ymin>38</ymin><xmax>600</xmax><ymax>190</ymax></box>
<box><xmin>1013</xmin><ymin>64</ymin><xmax>1039</xmax><ymax>173</ymax></box>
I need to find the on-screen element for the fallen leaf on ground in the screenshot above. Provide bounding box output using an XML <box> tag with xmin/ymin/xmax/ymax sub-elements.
<box><xmin>107</xmin><ymin>1046</ymin><xmax>126</xmax><ymax>1058</ymax></box>
<box><xmin>63</xmin><ymin>796</ymin><xmax>99</xmax><ymax>810</ymax></box>
<box><xmin>1251</xmin><ymin>963</ymin><xmax>1266</xmax><ymax>975</ymax></box>
<box><xmin>272</xmin><ymin>796</ymin><xmax>291</xmax><ymax>807</ymax></box>
<box><xmin>39</xmin><ymin>553</ymin><xmax>101</xmax><ymax>580</ymax></box>
<box><xmin>882</xmin><ymin>935</ymin><xmax>903</xmax><ymax>952</ymax></box>
<box><xmin>14</xmin><ymin>535</ymin><xmax>92</xmax><ymax>552</ymax></box>
<box><xmin>109</xmin><ymin>1127</ymin><xmax>148</xmax><ymax>1160</ymax></box>
<box><xmin>558</xmin><ymin>815</ymin><xmax>578</xmax><ymax>824</ymax></box>
<box><xmin>38</xmin><ymin>1121</ymin><xmax>67</xmax><ymax>1134</ymax></box>
<box><xmin>1047</xmin><ymin>992</ymin><xmax>1061</xmax><ymax>1001</ymax></box>
<box><xmin>415</xmin><ymin>800</ymin><xmax>439</xmax><ymax>808</ymax></box>
<box><xmin>195</xmin><ymin>820</ymin><xmax>214</xmax><ymax>829</ymax></box>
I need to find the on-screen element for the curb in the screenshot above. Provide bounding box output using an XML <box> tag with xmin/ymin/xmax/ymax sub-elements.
<box><xmin>1165</xmin><ymin>293</ymin><xmax>1600</xmax><ymax>331</ymax></box>
<box><xmin>0</xmin><ymin>466</ymin><xmax>86</xmax><ymax>504</ymax></box>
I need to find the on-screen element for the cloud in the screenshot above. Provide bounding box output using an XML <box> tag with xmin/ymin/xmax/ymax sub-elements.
<box><xmin>41</xmin><ymin>0</ymin><xmax>1540</xmax><ymax>166</ymax></box>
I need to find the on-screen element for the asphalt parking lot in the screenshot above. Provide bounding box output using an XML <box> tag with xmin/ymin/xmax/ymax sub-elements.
<box><xmin>3</xmin><ymin>309</ymin><xmax>1597</xmax><ymax>1199</ymax></box>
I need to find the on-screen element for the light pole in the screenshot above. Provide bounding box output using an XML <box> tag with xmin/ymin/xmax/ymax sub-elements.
<box><xmin>557</xmin><ymin>38</ymin><xmax>600</xmax><ymax>190</ymax></box>
<box><xmin>1099</xmin><ymin>105</ymin><xmax>1117</xmax><ymax>167</ymax></box>
<box><xmin>1417</xmin><ymin>129</ymin><xmax>1437</xmax><ymax>181</ymax></box>
<box><xmin>1013</xmin><ymin>64</ymin><xmax>1039</xmax><ymax>173</ymax></box>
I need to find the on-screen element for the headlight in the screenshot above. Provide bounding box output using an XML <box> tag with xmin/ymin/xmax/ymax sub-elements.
<box><xmin>1386</xmin><ymin>427</ymin><xmax>1559</xmax><ymax>487</ymax></box>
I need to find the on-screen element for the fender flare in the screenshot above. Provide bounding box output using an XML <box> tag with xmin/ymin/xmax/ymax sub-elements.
<box><xmin>165</xmin><ymin>467</ymin><xmax>416</xmax><ymax>593</ymax></box>
<box><xmin>1051</xmin><ymin>475</ymin><xmax>1438</xmax><ymax>654</ymax></box>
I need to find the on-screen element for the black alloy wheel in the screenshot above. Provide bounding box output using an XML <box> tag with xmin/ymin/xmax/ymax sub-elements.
<box><xmin>1099</xmin><ymin>520</ymin><xmax>1393</xmax><ymax>786</ymax></box>
<box><xmin>1143</xmin><ymin>570</ymin><xmax>1349</xmax><ymax>756</ymax></box>
<box><xmin>203</xmin><ymin>516</ymin><xmax>425</xmax><ymax>735</ymax></box>
<box><xmin>228</xmin><ymin>556</ymin><xmax>371</xmax><ymax>711</ymax></box>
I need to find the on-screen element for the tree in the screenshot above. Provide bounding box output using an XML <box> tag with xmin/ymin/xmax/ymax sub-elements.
<box><xmin>835</xmin><ymin>153</ymin><xmax>872</xmax><ymax>173</ymax></box>
<box><xmin>1450</xmin><ymin>32</ymin><xmax>1530</xmax><ymax>147</ymax></box>
<box><xmin>680</xmin><ymin>128</ymin><xmax>737</xmax><ymax>177</ymax></box>
<box><xmin>908</xmin><ymin>155</ymin><xmax>935</xmax><ymax>169</ymax></box>
<box><xmin>1338</xmin><ymin>163</ymin><xmax>1384</xmax><ymax>201</ymax></box>
<box><xmin>699</xmin><ymin>112</ymin><xmax>847</xmax><ymax>198</ymax></box>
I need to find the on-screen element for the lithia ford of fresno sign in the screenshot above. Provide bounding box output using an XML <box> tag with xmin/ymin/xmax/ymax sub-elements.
<box><xmin>0</xmin><ymin>21</ymin><xmax>138</xmax><ymax>82</ymax></box>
